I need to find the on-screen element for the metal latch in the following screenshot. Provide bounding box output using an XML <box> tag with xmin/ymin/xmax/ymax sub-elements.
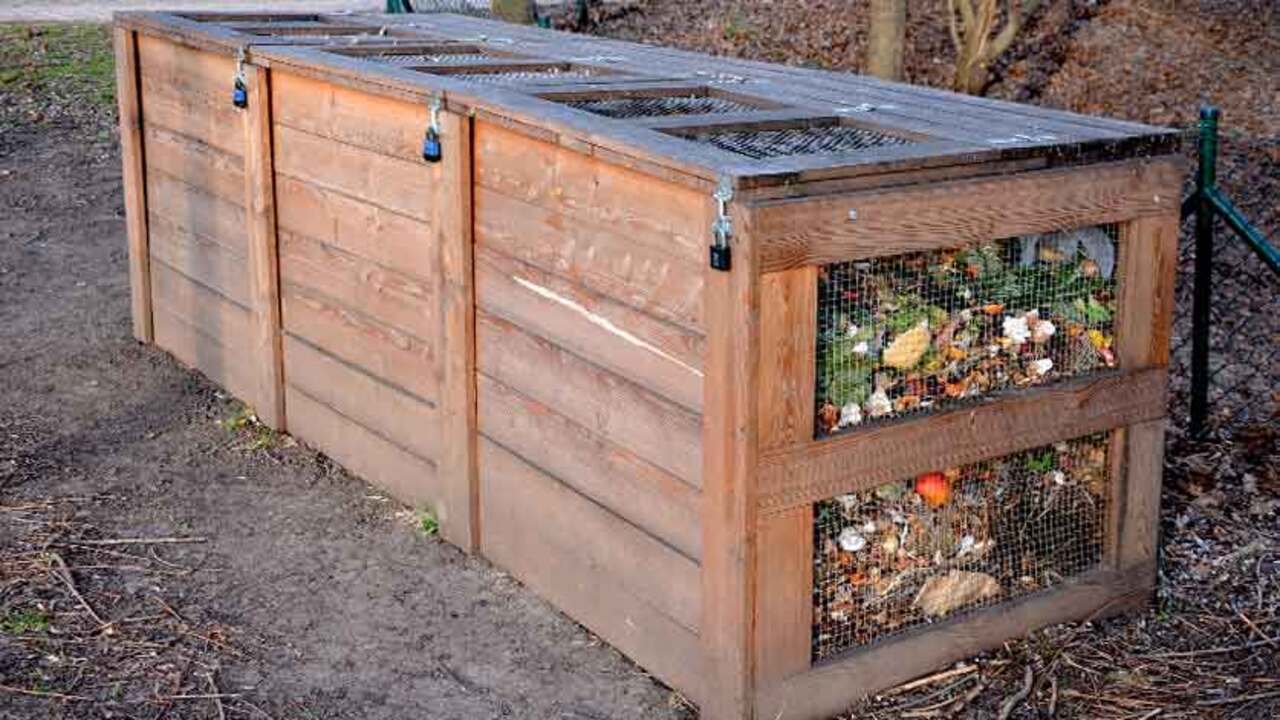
<box><xmin>232</xmin><ymin>48</ymin><xmax>248</xmax><ymax>109</ymax></box>
<box><xmin>709</xmin><ymin>176</ymin><xmax>733</xmax><ymax>271</ymax></box>
<box><xmin>422</xmin><ymin>96</ymin><xmax>443</xmax><ymax>163</ymax></box>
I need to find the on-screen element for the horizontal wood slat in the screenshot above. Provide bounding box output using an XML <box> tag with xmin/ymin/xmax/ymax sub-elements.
<box><xmin>286</xmin><ymin>386</ymin><xmax>442</xmax><ymax>508</ymax></box>
<box><xmin>477</xmin><ymin>373</ymin><xmax>702</xmax><ymax>561</ymax></box>
<box><xmin>150</xmin><ymin>262</ymin><xmax>254</xmax><ymax>402</ymax></box>
<box><xmin>476</xmin><ymin>310</ymin><xmax>703</xmax><ymax>488</ymax></box>
<box><xmin>752</xmin><ymin>159</ymin><xmax>1185</xmax><ymax>272</ymax></box>
<box><xmin>476</xmin><ymin>247</ymin><xmax>704</xmax><ymax>413</ymax></box>
<box><xmin>143</xmin><ymin>124</ymin><xmax>245</xmax><ymax>208</ymax></box>
<box><xmin>272</xmin><ymin>69</ymin><xmax>427</xmax><ymax>161</ymax></box>
<box><xmin>475</xmin><ymin>186</ymin><xmax>705</xmax><ymax>333</ymax></box>
<box><xmin>756</xmin><ymin>567</ymin><xmax>1150</xmax><ymax>720</ymax></box>
<box><xmin>137</xmin><ymin>76</ymin><xmax>243</xmax><ymax>159</ymax></box>
<box><xmin>280</xmin><ymin>230</ymin><xmax>437</xmax><ymax>342</ymax></box>
<box><xmin>281</xmin><ymin>282</ymin><xmax>439</xmax><ymax>404</ymax></box>
<box><xmin>479</xmin><ymin>440</ymin><xmax>706</xmax><ymax>694</ymax></box>
<box><xmin>148</xmin><ymin>213</ymin><xmax>250</xmax><ymax>307</ymax></box>
<box><xmin>146</xmin><ymin>170</ymin><xmax>249</xmax><ymax>258</ymax></box>
<box><xmin>757</xmin><ymin>368</ymin><xmax>1168</xmax><ymax>515</ymax></box>
<box><xmin>285</xmin><ymin>334</ymin><xmax>440</xmax><ymax>464</ymax></box>
<box><xmin>274</xmin><ymin>173</ymin><xmax>434</xmax><ymax>281</ymax></box>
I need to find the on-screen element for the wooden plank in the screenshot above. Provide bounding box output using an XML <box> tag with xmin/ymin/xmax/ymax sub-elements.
<box><xmin>479</xmin><ymin>438</ymin><xmax>705</xmax><ymax>704</ymax></box>
<box><xmin>142</xmin><ymin>124</ymin><xmax>245</xmax><ymax>209</ymax></box>
<box><xmin>146</xmin><ymin>170</ymin><xmax>249</xmax><ymax>257</ymax></box>
<box><xmin>284</xmin><ymin>335</ymin><xmax>440</xmax><ymax>463</ymax></box>
<box><xmin>1116</xmin><ymin>213</ymin><xmax>1181</xmax><ymax>370</ymax></box>
<box><xmin>478</xmin><ymin>373</ymin><xmax>701</xmax><ymax>560</ymax></box>
<box><xmin>281</xmin><ymin>282</ymin><xmax>438</xmax><ymax>405</ymax></box>
<box><xmin>1117</xmin><ymin>419</ymin><xmax>1165</xmax><ymax>583</ymax></box>
<box><xmin>242</xmin><ymin>64</ymin><xmax>285</xmax><ymax>430</ymax></box>
<box><xmin>114</xmin><ymin>27</ymin><xmax>152</xmax><ymax>343</ymax></box>
<box><xmin>475</xmin><ymin>186</ymin><xmax>705</xmax><ymax>333</ymax></box>
<box><xmin>476</xmin><ymin>310</ymin><xmax>702</xmax><ymax>488</ymax></box>
<box><xmin>150</xmin><ymin>261</ymin><xmax>254</xmax><ymax>402</ymax></box>
<box><xmin>753</xmin><ymin>506</ymin><xmax>813</xmax><ymax>685</ymax></box>
<box><xmin>147</xmin><ymin>212</ymin><xmax>249</xmax><ymax>306</ymax></box>
<box><xmin>138</xmin><ymin>76</ymin><xmax>245</xmax><ymax>160</ymax></box>
<box><xmin>271</xmin><ymin>69</ymin><xmax>428</xmax><ymax>162</ymax></box>
<box><xmin>476</xmin><ymin>247</ymin><xmax>704</xmax><ymax>413</ymax></box>
<box><xmin>286</xmin><ymin>386</ymin><xmax>442</xmax><ymax>509</ymax></box>
<box><xmin>700</xmin><ymin>202</ymin><xmax>760</xmax><ymax>720</ymax></box>
<box><xmin>273</xmin><ymin>173</ymin><xmax>434</xmax><ymax>282</ymax></box>
<box><xmin>758</xmin><ymin>369</ymin><xmax>1169</xmax><ymax>515</ymax></box>
<box><xmin>756</xmin><ymin>568</ymin><xmax>1149</xmax><ymax>720</ymax></box>
<box><xmin>474</xmin><ymin>120</ymin><xmax>708</xmax><ymax>264</ymax></box>
<box><xmin>273</xmin><ymin>123</ymin><xmax>435</xmax><ymax>223</ymax></box>
<box><xmin>751</xmin><ymin>159</ymin><xmax>1185</xmax><ymax>273</ymax></box>
<box><xmin>758</xmin><ymin>268</ymin><xmax>817</xmax><ymax>452</ymax></box>
<box><xmin>279</xmin><ymin>231</ymin><xmax>437</xmax><ymax>341</ymax></box>
<box><xmin>435</xmin><ymin>110</ymin><xmax>478</xmax><ymax>552</ymax></box>
<box><xmin>136</xmin><ymin>32</ymin><xmax>237</xmax><ymax>91</ymax></box>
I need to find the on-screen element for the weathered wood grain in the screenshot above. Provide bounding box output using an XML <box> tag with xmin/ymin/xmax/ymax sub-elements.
<box><xmin>476</xmin><ymin>246</ymin><xmax>704</xmax><ymax>413</ymax></box>
<box><xmin>272</xmin><ymin>69</ymin><xmax>427</xmax><ymax>161</ymax></box>
<box><xmin>476</xmin><ymin>310</ymin><xmax>703</xmax><ymax>487</ymax></box>
<box><xmin>479</xmin><ymin>437</ymin><xmax>706</xmax><ymax>703</ymax></box>
<box><xmin>146</xmin><ymin>170</ymin><xmax>249</xmax><ymax>258</ymax></box>
<box><xmin>751</xmin><ymin>159</ymin><xmax>1185</xmax><ymax>272</ymax></box>
<box><xmin>758</xmin><ymin>369</ymin><xmax>1168</xmax><ymax>514</ymax></box>
<box><xmin>147</xmin><ymin>213</ymin><xmax>249</xmax><ymax>307</ymax></box>
<box><xmin>753</xmin><ymin>506</ymin><xmax>813</xmax><ymax>685</ymax></box>
<box><xmin>150</xmin><ymin>261</ymin><xmax>254</xmax><ymax>401</ymax></box>
<box><xmin>284</xmin><ymin>335</ymin><xmax>440</xmax><ymax>464</ymax></box>
<box><xmin>758</xmin><ymin>268</ymin><xmax>817</xmax><ymax>452</ymax></box>
<box><xmin>114</xmin><ymin>27</ymin><xmax>152</xmax><ymax>343</ymax></box>
<box><xmin>474</xmin><ymin>185</ymin><xmax>705</xmax><ymax>333</ymax></box>
<box><xmin>478</xmin><ymin>373</ymin><xmax>701</xmax><ymax>560</ymax></box>
<box><xmin>1116</xmin><ymin>213</ymin><xmax>1181</xmax><ymax>370</ymax></box>
<box><xmin>142</xmin><ymin>124</ymin><xmax>245</xmax><ymax>209</ymax></box>
<box><xmin>286</xmin><ymin>386</ymin><xmax>442</xmax><ymax>508</ymax></box>
<box><xmin>281</xmin><ymin>282</ymin><xmax>438</xmax><ymax>405</ymax></box>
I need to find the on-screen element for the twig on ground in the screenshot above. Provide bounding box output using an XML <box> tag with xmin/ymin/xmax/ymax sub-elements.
<box><xmin>47</xmin><ymin>551</ymin><xmax>106</xmax><ymax>626</ymax></box>
<box><xmin>0</xmin><ymin>683</ymin><xmax>88</xmax><ymax>701</ymax></box>
<box><xmin>66</xmin><ymin>536</ymin><xmax>207</xmax><ymax>547</ymax></box>
<box><xmin>997</xmin><ymin>665</ymin><xmax>1034</xmax><ymax>720</ymax></box>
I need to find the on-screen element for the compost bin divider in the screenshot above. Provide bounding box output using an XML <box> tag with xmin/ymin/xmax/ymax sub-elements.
<box><xmin>113</xmin><ymin>26</ymin><xmax>152</xmax><ymax>344</ymax></box>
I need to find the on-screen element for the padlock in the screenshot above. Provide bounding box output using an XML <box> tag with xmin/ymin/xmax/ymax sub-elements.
<box><xmin>422</xmin><ymin>127</ymin><xmax>443</xmax><ymax>163</ymax></box>
<box><xmin>232</xmin><ymin>78</ymin><xmax>248</xmax><ymax>109</ymax></box>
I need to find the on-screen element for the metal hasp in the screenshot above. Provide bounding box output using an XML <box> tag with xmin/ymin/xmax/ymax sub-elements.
<box><xmin>710</xmin><ymin>176</ymin><xmax>733</xmax><ymax>271</ymax></box>
<box><xmin>422</xmin><ymin>96</ymin><xmax>444</xmax><ymax>163</ymax></box>
<box><xmin>1181</xmin><ymin>104</ymin><xmax>1279</xmax><ymax>437</ymax></box>
<box><xmin>232</xmin><ymin>48</ymin><xmax>248</xmax><ymax>109</ymax></box>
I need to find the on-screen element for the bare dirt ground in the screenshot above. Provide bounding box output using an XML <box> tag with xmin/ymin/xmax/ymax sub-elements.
<box><xmin>2</xmin><ymin>3</ymin><xmax>1278</xmax><ymax>719</ymax></box>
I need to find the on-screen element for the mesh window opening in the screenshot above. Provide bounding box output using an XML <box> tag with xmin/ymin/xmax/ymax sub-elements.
<box><xmin>679</xmin><ymin>124</ymin><xmax>912</xmax><ymax>160</ymax></box>
<box><xmin>443</xmin><ymin>67</ymin><xmax>608</xmax><ymax>85</ymax></box>
<box><xmin>812</xmin><ymin>433</ymin><xmax>1111</xmax><ymax>661</ymax></box>
<box><xmin>364</xmin><ymin>51</ymin><xmax>494</xmax><ymax>66</ymax></box>
<box><xmin>815</xmin><ymin>226</ymin><xmax>1120</xmax><ymax>438</ymax></box>
<box><xmin>564</xmin><ymin>94</ymin><xmax>761</xmax><ymax>119</ymax></box>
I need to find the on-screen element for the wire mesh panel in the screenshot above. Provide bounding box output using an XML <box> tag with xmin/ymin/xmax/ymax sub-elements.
<box><xmin>812</xmin><ymin>432</ymin><xmax>1112</xmax><ymax>661</ymax></box>
<box><xmin>815</xmin><ymin>226</ymin><xmax>1120</xmax><ymax>437</ymax></box>
<box><xmin>365</xmin><ymin>50</ymin><xmax>496</xmax><ymax>66</ymax></box>
<box><xmin>562</xmin><ymin>93</ymin><xmax>763</xmax><ymax>119</ymax></box>
<box><xmin>672</xmin><ymin>123</ymin><xmax>912</xmax><ymax>160</ymax></box>
<box><xmin>440</xmin><ymin>66</ymin><xmax>613</xmax><ymax>85</ymax></box>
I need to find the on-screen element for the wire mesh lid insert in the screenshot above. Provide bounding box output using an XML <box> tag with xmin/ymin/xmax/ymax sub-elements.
<box><xmin>674</xmin><ymin>123</ymin><xmax>914</xmax><ymax>160</ymax></box>
<box><xmin>562</xmin><ymin>93</ymin><xmax>763</xmax><ymax>119</ymax></box>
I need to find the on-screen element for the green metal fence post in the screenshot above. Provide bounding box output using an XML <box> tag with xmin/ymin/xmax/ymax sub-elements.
<box><xmin>385</xmin><ymin>0</ymin><xmax>414</xmax><ymax>13</ymax></box>
<box><xmin>1189</xmin><ymin>105</ymin><xmax>1220</xmax><ymax>438</ymax></box>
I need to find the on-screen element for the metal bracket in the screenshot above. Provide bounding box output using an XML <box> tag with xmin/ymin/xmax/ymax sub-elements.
<box><xmin>710</xmin><ymin>176</ymin><xmax>733</xmax><ymax>271</ymax></box>
<box><xmin>422</xmin><ymin>95</ymin><xmax>444</xmax><ymax>163</ymax></box>
<box><xmin>232</xmin><ymin>48</ymin><xmax>248</xmax><ymax>109</ymax></box>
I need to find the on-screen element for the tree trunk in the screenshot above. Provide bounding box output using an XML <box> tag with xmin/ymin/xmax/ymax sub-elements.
<box><xmin>492</xmin><ymin>0</ymin><xmax>536</xmax><ymax>24</ymax></box>
<box><xmin>867</xmin><ymin>0</ymin><xmax>907</xmax><ymax>81</ymax></box>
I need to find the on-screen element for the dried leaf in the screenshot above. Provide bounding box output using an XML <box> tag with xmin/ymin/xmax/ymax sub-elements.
<box><xmin>913</xmin><ymin>571</ymin><xmax>1002</xmax><ymax>617</ymax></box>
<box><xmin>883</xmin><ymin>322</ymin><xmax>931</xmax><ymax>370</ymax></box>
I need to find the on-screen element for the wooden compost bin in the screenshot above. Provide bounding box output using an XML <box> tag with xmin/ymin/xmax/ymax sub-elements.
<box><xmin>116</xmin><ymin>12</ymin><xmax>1184</xmax><ymax>720</ymax></box>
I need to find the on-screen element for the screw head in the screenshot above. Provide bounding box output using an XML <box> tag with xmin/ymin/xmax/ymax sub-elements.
<box><xmin>848</xmin><ymin>209</ymin><xmax>858</xmax><ymax>222</ymax></box>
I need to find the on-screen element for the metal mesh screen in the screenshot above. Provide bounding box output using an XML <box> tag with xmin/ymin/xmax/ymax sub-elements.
<box><xmin>444</xmin><ymin>67</ymin><xmax>609</xmax><ymax>85</ymax></box>
<box><xmin>815</xmin><ymin>226</ymin><xmax>1120</xmax><ymax>437</ymax></box>
<box><xmin>812</xmin><ymin>432</ymin><xmax>1112</xmax><ymax>661</ymax></box>
<box><xmin>563</xmin><ymin>94</ymin><xmax>760</xmax><ymax>118</ymax></box>
<box><xmin>677</xmin><ymin>124</ymin><xmax>912</xmax><ymax>160</ymax></box>
<box><xmin>366</xmin><ymin>51</ymin><xmax>494</xmax><ymax>66</ymax></box>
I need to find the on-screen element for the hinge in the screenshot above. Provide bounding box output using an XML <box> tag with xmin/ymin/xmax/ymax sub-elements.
<box><xmin>710</xmin><ymin>176</ymin><xmax>733</xmax><ymax>271</ymax></box>
<box><xmin>422</xmin><ymin>95</ymin><xmax>443</xmax><ymax>163</ymax></box>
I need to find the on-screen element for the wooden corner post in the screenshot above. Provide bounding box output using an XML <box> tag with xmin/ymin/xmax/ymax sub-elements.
<box><xmin>241</xmin><ymin>62</ymin><xmax>286</xmax><ymax>431</ymax></box>
<box><xmin>702</xmin><ymin>196</ymin><xmax>761</xmax><ymax>720</ymax></box>
<box><xmin>113</xmin><ymin>27</ymin><xmax>152</xmax><ymax>344</ymax></box>
<box><xmin>438</xmin><ymin>108</ymin><xmax>479</xmax><ymax>553</ymax></box>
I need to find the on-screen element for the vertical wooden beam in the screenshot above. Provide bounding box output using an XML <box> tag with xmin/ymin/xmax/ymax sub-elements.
<box><xmin>753</xmin><ymin>266</ymin><xmax>818</xmax><ymax>691</ymax></box>
<box><xmin>702</xmin><ymin>202</ymin><xmax>761</xmax><ymax>720</ymax></box>
<box><xmin>242</xmin><ymin>63</ymin><xmax>286</xmax><ymax>431</ymax></box>
<box><xmin>113</xmin><ymin>27</ymin><xmax>152</xmax><ymax>343</ymax></box>
<box><xmin>438</xmin><ymin>110</ymin><xmax>479</xmax><ymax>553</ymax></box>
<box><xmin>1112</xmin><ymin>211</ymin><xmax>1180</xmax><ymax>585</ymax></box>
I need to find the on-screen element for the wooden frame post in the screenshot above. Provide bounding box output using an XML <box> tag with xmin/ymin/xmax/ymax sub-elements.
<box><xmin>241</xmin><ymin>63</ymin><xmax>287</xmax><ymax>431</ymax></box>
<box><xmin>114</xmin><ymin>27</ymin><xmax>152</xmax><ymax>344</ymax></box>
<box><xmin>701</xmin><ymin>200</ymin><xmax>761</xmax><ymax>720</ymax></box>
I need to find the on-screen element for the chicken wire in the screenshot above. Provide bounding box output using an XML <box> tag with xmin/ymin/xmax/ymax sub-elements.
<box><xmin>674</xmin><ymin>124</ymin><xmax>912</xmax><ymax>160</ymax></box>
<box><xmin>815</xmin><ymin>226</ymin><xmax>1121</xmax><ymax>437</ymax></box>
<box><xmin>561</xmin><ymin>93</ymin><xmax>761</xmax><ymax>119</ymax></box>
<box><xmin>812</xmin><ymin>432</ymin><xmax>1112</xmax><ymax>661</ymax></box>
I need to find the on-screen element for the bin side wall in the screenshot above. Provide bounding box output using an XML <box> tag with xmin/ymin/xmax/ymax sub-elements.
<box><xmin>473</xmin><ymin>118</ymin><xmax>708</xmax><ymax>702</ymax></box>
